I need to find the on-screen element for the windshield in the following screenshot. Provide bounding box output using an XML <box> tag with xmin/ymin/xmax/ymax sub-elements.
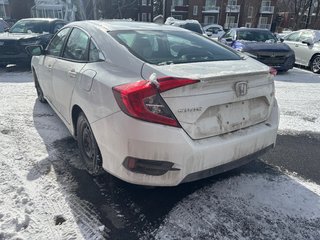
<box><xmin>110</xmin><ymin>30</ymin><xmax>241</xmax><ymax>65</ymax></box>
<box><xmin>10</xmin><ymin>20</ymin><xmax>50</xmax><ymax>34</ymax></box>
<box><xmin>180</xmin><ymin>23</ymin><xmax>204</xmax><ymax>34</ymax></box>
<box><xmin>237</xmin><ymin>30</ymin><xmax>277</xmax><ymax>43</ymax></box>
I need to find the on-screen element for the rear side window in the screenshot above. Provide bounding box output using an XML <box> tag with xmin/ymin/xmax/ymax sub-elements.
<box><xmin>110</xmin><ymin>30</ymin><xmax>241</xmax><ymax>65</ymax></box>
<box><xmin>47</xmin><ymin>27</ymin><xmax>70</xmax><ymax>57</ymax></box>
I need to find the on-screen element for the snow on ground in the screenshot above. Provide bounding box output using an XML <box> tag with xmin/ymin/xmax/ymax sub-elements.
<box><xmin>149</xmin><ymin>68</ymin><xmax>320</xmax><ymax>240</ymax></box>
<box><xmin>152</xmin><ymin>173</ymin><xmax>320</xmax><ymax>240</ymax></box>
<box><xmin>275</xmin><ymin>68</ymin><xmax>320</xmax><ymax>134</ymax></box>
<box><xmin>0</xmin><ymin>70</ymin><xmax>106</xmax><ymax>239</ymax></box>
<box><xmin>0</xmin><ymin>68</ymin><xmax>320</xmax><ymax>240</ymax></box>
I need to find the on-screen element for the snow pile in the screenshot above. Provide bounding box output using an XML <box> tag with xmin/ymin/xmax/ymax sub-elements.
<box><xmin>152</xmin><ymin>173</ymin><xmax>320</xmax><ymax>239</ymax></box>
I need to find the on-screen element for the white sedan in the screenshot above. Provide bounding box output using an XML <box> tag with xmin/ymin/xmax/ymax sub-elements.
<box><xmin>27</xmin><ymin>20</ymin><xmax>279</xmax><ymax>186</ymax></box>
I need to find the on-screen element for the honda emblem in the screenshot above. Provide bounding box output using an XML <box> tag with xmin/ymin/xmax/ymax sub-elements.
<box><xmin>235</xmin><ymin>82</ymin><xmax>248</xmax><ymax>97</ymax></box>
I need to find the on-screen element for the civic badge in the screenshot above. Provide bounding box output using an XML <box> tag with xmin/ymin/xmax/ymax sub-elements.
<box><xmin>235</xmin><ymin>81</ymin><xmax>248</xmax><ymax>97</ymax></box>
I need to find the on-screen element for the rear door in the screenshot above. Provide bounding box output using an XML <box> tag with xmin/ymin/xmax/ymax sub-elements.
<box><xmin>51</xmin><ymin>27</ymin><xmax>89</xmax><ymax>124</ymax></box>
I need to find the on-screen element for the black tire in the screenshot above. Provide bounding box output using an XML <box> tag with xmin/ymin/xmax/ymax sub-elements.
<box><xmin>77</xmin><ymin>113</ymin><xmax>104</xmax><ymax>176</ymax></box>
<box><xmin>33</xmin><ymin>72</ymin><xmax>47</xmax><ymax>103</ymax></box>
<box><xmin>310</xmin><ymin>55</ymin><xmax>320</xmax><ymax>73</ymax></box>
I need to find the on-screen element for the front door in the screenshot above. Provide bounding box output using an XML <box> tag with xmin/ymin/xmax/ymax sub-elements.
<box><xmin>51</xmin><ymin>28</ymin><xmax>90</xmax><ymax>124</ymax></box>
<box><xmin>39</xmin><ymin>27</ymin><xmax>71</xmax><ymax>104</ymax></box>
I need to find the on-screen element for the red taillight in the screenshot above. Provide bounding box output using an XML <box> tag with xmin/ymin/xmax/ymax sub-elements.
<box><xmin>112</xmin><ymin>77</ymin><xmax>199</xmax><ymax>127</ymax></box>
<box><xmin>269</xmin><ymin>67</ymin><xmax>277</xmax><ymax>76</ymax></box>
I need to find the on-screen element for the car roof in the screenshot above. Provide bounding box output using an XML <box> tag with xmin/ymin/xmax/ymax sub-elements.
<box><xmin>67</xmin><ymin>20</ymin><xmax>188</xmax><ymax>32</ymax></box>
<box><xmin>233</xmin><ymin>28</ymin><xmax>272</xmax><ymax>32</ymax></box>
<box><xmin>17</xmin><ymin>18</ymin><xmax>65</xmax><ymax>22</ymax></box>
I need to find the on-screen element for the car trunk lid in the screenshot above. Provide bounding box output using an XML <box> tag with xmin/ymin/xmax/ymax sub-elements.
<box><xmin>141</xmin><ymin>59</ymin><xmax>275</xmax><ymax>139</ymax></box>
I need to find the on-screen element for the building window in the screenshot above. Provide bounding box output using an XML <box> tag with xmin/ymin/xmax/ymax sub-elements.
<box><xmin>225</xmin><ymin>16</ymin><xmax>236</xmax><ymax>28</ymax></box>
<box><xmin>193</xmin><ymin>5</ymin><xmax>198</xmax><ymax>16</ymax></box>
<box><xmin>258</xmin><ymin>16</ymin><xmax>270</xmax><ymax>29</ymax></box>
<box><xmin>204</xmin><ymin>16</ymin><xmax>215</xmax><ymax>24</ymax></box>
<box><xmin>248</xmin><ymin>6</ymin><xmax>253</xmax><ymax>18</ymax></box>
<box><xmin>141</xmin><ymin>13</ymin><xmax>147</xmax><ymax>22</ymax></box>
<box><xmin>245</xmin><ymin>22</ymin><xmax>252</xmax><ymax>28</ymax></box>
<box><xmin>205</xmin><ymin>0</ymin><xmax>216</xmax><ymax>7</ymax></box>
<box><xmin>142</xmin><ymin>0</ymin><xmax>147</xmax><ymax>6</ymax></box>
<box><xmin>148</xmin><ymin>13</ymin><xmax>151</xmax><ymax>22</ymax></box>
<box><xmin>259</xmin><ymin>16</ymin><xmax>268</xmax><ymax>25</ymax></box>
<box><xmin>172</xmin><ymin>0</ymin><xmax>183</xmax><ymax>7</ymax></box>
<box><xmin>228</xmin><ymin>0</ymin><xmax>237</xmax><ymax>5</ymax></box>
<box><xmin>262</xmin><ymin>0</ymin><xmax>271</xmax><ymax>7</ymax></box>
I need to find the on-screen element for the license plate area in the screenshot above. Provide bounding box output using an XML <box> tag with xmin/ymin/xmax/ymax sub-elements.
<box><xmin>192</xmin><ymin>97</ymin><xmax>270</xmax><ymax>139</ymax></box>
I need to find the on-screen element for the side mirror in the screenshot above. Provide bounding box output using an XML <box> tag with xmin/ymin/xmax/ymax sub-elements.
<box><xmin>280</xmin><ymin>38</ymin><xmax>284</xmax><ymax>43</ymax></box>
<box><xmin>25</xmin><ymin>45</ymin><xmax>45</xmax><ymax>56</ymax></box>
<box><xmin>4</xmin><ymin>28</ymin><xmax>9</xmax><ymax>32</ymax></box>
<box><xmin>302</xmin><ymin>38</ymin><xmax>314</xmax><ymax>46</ymax></box>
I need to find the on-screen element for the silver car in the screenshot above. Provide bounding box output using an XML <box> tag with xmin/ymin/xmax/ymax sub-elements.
<box><xmin>282</xmin><ymin>29</ymin><xmax>320</xmax><ymax>73</ymax></box>
<box><xmin>27</xmin><ymin>20</ymin><xmax>279</xmax><ymax>186</ymax></box>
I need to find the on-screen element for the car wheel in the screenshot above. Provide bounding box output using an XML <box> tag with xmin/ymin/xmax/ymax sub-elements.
<box><xmin>33</xmin><ymin>72</ymin><xmax>47</xmax><ymax>103</ymax></box>
<box><xmin>310</xmin><ymin>55</ymin><xmax>320</xmax><ymax>73</ymax></box>
<box><xmin>77</xmin><ymin>113</ymin><xmax>103</xmax><ymax>176</ymax></box>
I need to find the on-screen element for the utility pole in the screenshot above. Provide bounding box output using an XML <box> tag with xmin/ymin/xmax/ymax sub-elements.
<box><xmin>306</xmin><ymin>0</ymin><xmax>313</xmax><ymax>28</ymax></box>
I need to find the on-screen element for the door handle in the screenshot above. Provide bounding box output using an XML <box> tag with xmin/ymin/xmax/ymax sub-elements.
<box><xmin>68</xmin><ymin>69</ymin><xmax>77</xmax><ymax>78</ymax></box>
<box><xmin>47</xmin><ymin>64</ymin><xmax>52</xmax><ymax>71</ymax></box>
<box><xmin>295</xmin><ymin>44</ymin><xmax>299</xmax><ymax>47</ymax></box>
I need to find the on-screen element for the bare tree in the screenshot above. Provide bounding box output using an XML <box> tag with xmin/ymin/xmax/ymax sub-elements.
<box><xmin>278</xmin><ymin>0</ymin><xmax>320</xmax><ymax>29</ymax></box>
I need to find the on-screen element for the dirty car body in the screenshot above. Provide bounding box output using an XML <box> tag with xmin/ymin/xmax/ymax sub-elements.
<box><xmin>30</xmin><ymin>21</ymin><xmax>279</xmax><ymax>186</ymax></box>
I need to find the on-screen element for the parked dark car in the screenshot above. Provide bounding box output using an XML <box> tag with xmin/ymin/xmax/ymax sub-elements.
<box><xmin>219</xmin><ymin>28</ymin><xmax>295</xmax><ymax>72</ymax></box>
<box><xmin>0</xmin><ymin>18</ymin><xmax>67</xmax><ymax>67</ymax></box>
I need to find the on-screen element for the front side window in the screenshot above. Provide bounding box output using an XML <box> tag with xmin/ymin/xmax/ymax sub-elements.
<box><xmin>47</xmin><ymin>27</ymin><xmax>70</xmax><ymax>57</ymax></box>
<box><xmin>63</xmin><ymin>28</ymin><xmax>90</xmax><ymax>61</ymax></box>
<box><xmin>110</xmin><ymin>30</ymin><xmax>241</xmax><ymax>65</ymax></box>
<box><xmin>284</xmin><ymin>32</ymin><xmax>301</xmax><ymax>42</ymax></box>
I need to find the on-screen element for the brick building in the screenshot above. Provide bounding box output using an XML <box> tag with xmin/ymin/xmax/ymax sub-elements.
<box><xmin>165</xmin><ymin>0</ymin><xmax>277</xmax><ymax>30</ymax></box>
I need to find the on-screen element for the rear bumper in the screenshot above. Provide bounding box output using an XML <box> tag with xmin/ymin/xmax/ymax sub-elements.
<box><xmin>181</xmin><ymin>144</ymin><xmax>273</xmax><ymax>183</ymax></box>
<box><xmin>91</xmin><ymin>101</ymin><xmax>279</xmax><ymax>186</ymax></box>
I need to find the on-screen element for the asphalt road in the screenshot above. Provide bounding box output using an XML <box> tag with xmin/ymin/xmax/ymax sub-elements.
<box><xmin>48</xmin><ymin>131</ymin><xmax>320</xmax><ymax>239</ymax></box>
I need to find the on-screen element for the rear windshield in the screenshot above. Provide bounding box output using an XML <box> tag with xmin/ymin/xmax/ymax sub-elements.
<box><xmin>110</xmin><ymin>30</ymin><xmax>241</xmax><ymax>65</ymax></box>
<box><xmin>237</xmin><ymin>30</ymin><xmax>277</xmax><ymax>43</ymax></box>
<box><xmin>10</xmin><ymin>20</ymin><xmax>50</xmax><ymax>34</ymax></box>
